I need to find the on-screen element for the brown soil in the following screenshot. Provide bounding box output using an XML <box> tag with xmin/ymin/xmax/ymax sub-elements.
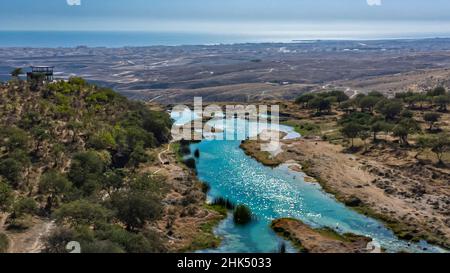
<box><xmin>271</xmin><ymin>138</ymin><xmax>450</xmax><ymax>248</ymax></box>
<box><xmin>271</xmin><ymin>218</ymin><xmax>372</xmax><ymax>253</ymax></box>
<box><xmin>0</xmin><ymin>215</ymin><xmax>54</xmax><ymax>253</ymax></box>
<box><xmin>142</xmin><ymin>143</ymin><xmax>225</xmax><ymax>252</ymax></box>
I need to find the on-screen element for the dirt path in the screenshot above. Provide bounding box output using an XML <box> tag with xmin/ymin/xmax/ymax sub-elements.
<box><xmin>157</xmin><ymin>142</ymin><xmax>172</xmax><ymax>165</ymax></box>
<box><xmin>4</xmin><ymin>218</ymin><xmax>54</xmax><ymax>253</ymax></box>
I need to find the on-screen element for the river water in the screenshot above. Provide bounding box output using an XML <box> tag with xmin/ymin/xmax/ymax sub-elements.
<box><xmin>171</xmin><ymin>111</ymin><xmax>444</xmax><ymax>253</ymax></box>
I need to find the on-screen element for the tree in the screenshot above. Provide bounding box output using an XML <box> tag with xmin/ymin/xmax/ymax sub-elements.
<box><xmin>309</xmin><ymin>97</ymin><xmax>331</xmax><ymax>114</ymax></box>
<box><xmin>12</xmin><ymin>197</ymin><xmax>38</xmax><ymax>218</ymax></box>
<box><xmin>102</xmin><ymin>170</ymin><xmax>124</xmax><ymax>196</ymax></box>
<box><xmin>377</xmin><ymin>100</ymin><xmax>404</xmax><ymax>120</ymax></box>
<box><xmin>423</xmin><ymin>112</ymin><xmax>441</xmax><ymax>131</ymax></box>
<box><xmin>430</xmin><ymin>134</ymin><xmax>450</xmax><ymax>165</ymax></box>
<box><xmin>10</xmin><ymin>68</ymin><xmax>23</xmax><ymax>78</ymax></box>
<box><xmin>341</xmin><ymin>122</ymin><xmax>363</xmax><ymax>147</ymax></box>
<box><xmin>39</xmin><ymin>171</ymin><xmax>72</xmax><ymax>212</ymax></box>
<box><xmin>434</xmin><ymin>95</ymin><xmax>450</xmax><ymax>112</ymax></box>
<box><xmin>359</xmin><ymin>130</ymin><xmax>371</xmax><ymax>151</ymax></box>
<box><xmin>54</xmin><ymin>200</ymin><xmax>111</xmax><ymax>228</ymax></box>
<box><xmin>233</xmin><ymin>205</ymin><xmax>252</xmax><ymax>225</ymax></box>
<box><xmin>359</xmin><ymin>96</ymin><xmax>380</xmax><ymax>113</ymax></box>
<box><xmin>339</xmin><ymin>101</ymin><xmax>355</xmax><ymax>114</ymax></box>
<box><xmin>328</xmin><ymin>91</ymin><xmax>349</xmax><ymax>105</ymax></box>
<box><xmin>110</xmin><ymin>190</ymin><xmax>162</xmax><ymax>231</ymax></box>
<box><xmin>393</xmin><ymin>118</ymin><xmax>420</xmax><ymax>145</ymax></box>
<box><xmin>128</xmin><ymin>141</ymin><xmax>149</xmax><ymax>168</ymax></box>
<box><xmin>0</xmin><ymin>158</ymin><xmax>23</xmax><ymax>188</ymax></box>
<box><xmin>0</xmin><ymin>126</ymin><xmax>29</xmax><ymax>152</ymax></box>
<box><xmin>295</xmin><ymin>94</ymin><xmax>316</xmax><ymax>108</ymax></box>
<box><xmin>370</xmin><ymin>121</ymin><xmax>389</xmax><ymax>142</ymax></box>
<box><xmin>427</xmin><ymin>86</ymin><xmax>446</xmax><ymax>97</ymax></box>
<box><xmin>0</xmin><ymin>179</ymin><xmax>13</xmax><ymax>212</ymax></box>
<box><xmin>367</xmin><ymin>91</ymin><xmax>385</xmax><ymax>98</ymax></box>
<box><xmin>68</xmin><ymin>151</ymin><xmax>105</xmax><ymax>195</ymax></box>
<box><xmin>184</xmin><ymin>158</ymin><xmax>197</xmax><ymax>169</ymax></box>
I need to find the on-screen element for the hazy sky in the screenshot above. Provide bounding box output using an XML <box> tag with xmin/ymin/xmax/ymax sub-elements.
<box><xmin>2</xmin><ymin>0</ymin><xmax>450</xmax><ymax>38</ymax></box>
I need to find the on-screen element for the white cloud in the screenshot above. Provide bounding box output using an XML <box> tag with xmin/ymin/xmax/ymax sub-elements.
<box><xmin>67</xmin><ymin>0</ymin><xmax>81</xmax><ymax>6</ymax></box>
<box><xmin>367</xmin><ymin>0</ymin><xmax>382</xmax><ymax>6</ymax></box>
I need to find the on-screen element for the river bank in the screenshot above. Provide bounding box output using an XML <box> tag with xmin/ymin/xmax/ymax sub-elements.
<box><xmin>240</xmin><ymin>136</ymin><xmax>450</xmax><ymax>250</ymax></box>
<box><xmin>271</xmin><ymin>218</ymin><xmax>373</xmax><ymax>253</ymax></box>
<box><xmin>141</xmin><ymin>142</ymin><xmax>226</xmax><ymax>252</ymax></box>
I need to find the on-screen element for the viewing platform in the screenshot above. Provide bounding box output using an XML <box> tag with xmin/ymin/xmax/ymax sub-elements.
<box><xmin>27</xmin><ymin>66</ymin><xmax>54</xmax><ymax>82</ymax></box>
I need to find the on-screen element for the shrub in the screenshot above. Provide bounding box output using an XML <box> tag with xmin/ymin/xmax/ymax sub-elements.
<box><xmin>0</xmin><ymin>233</ymin><xmax>9</xmax><ymax>253</ymax></box>
<box><xmin>88</xmin><ymin>131</ymin><xmax>117</xmax><ymax>150</ymax></box>
<box><xmin>0</xmin><ymin>158</ymin><xmax>23</xmax><ymax>187</ymax></box>
<box><xmin>128</xmin><ymin>141</ymin><xmax>149</xmax><ymax>168</ymax></box>
<box><xmin>233</xmin><ymin>205</ymin><xmax>253</xmax><ymax>225</ymax></box>
<box><xmin>376</xmin><ymin>100</ymin><xmax>404</xmax><ymax>120</ymax></box>
<box><xmin>96</xmin><ymin>226</ymin><xmax>166</xmax><ymax>253</ymax></box>
<box><xmin>212</xmin><ymin>197</ymin><xmax>235</xmax><ymax>210</ymax></box>
<box><xmin>0</xmin><ymin>180</ymin><xmax>13</xmax><ymax>212</ymax></box>
<box><xmin>180</xmin><ymin>145</ymin><xmax>191</xmax><ymax>155</ymax></box>
<box><xmin>423</xmin><ymin>112</ymin><xmax>441</xmax><ymax>130</ymax></box>
<box><xmin>184</xmin><ymin>158</ymin><xmax>197</xmax><ymax>169</ymax></box>
<box><xmin>110</xmin><ymin>190</ymin><xmax>162</xmax><ymax>231</ymax></box>
<box><xmin>54</xmin><ymin>200</ymin><xmax>111</xmax><ymax>228</ymax></box>
<box><xmin>12</xmin><ymin>197</ymin><xmax>38</xmax><ymax>217</ymax></box>
<box><xmin>68</xmin><ymin>151</ymin><xmax>105</xmax><ymax>195</ymax></box>
<box><xmin>201</xmin><ymin>182</ymin><xmax>210</xmax><ymax>194</ymax></box>
<box><xmin>44</xmin><ymin>227</ymin><xmax>77</xmax><ymax>253</ymax></box>
<box><xmin>6</xmin><ymin>214</ymin><xmax>33</xmax><ymax>231</ymax></box>
<box><xmin>39</xmin><ymin>171</ymin><xmax>72</xmax><ymax>211</ymax></box>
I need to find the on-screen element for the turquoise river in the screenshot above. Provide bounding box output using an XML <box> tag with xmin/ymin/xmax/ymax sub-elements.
<box><xmin>171</xmin><ymin>110</ymin><xmax>445</xmax><ymax>253</ymax></box>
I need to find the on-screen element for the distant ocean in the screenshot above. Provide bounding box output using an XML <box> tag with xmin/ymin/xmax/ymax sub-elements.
<box><xmin>0</xmin><ymin>31</ymin><xmax>290</xmax><ymax>48</ymax></box>
<box><xmin>1</xmin><ymin>31</ymin><xmax>450</xmax><ymax>48</ymax></box>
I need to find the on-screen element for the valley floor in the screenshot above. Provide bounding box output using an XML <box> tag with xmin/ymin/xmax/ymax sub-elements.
<box><xmin>240</xmin><ymin>103</ymin><xmax>450</xmax><ymax>250</ymax></box>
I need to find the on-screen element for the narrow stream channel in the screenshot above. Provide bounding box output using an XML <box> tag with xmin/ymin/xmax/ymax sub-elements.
<box><xmin>172</xmin><ymin>110</ymin><xmax>444</xmax><ymax>253</ymax></box>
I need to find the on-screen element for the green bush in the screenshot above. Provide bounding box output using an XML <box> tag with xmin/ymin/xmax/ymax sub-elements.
<box><xmin>110</xmin><ymin>190</ymin><xmax>162</xmax><ymax>231</ymax></box>
<box><xmin>233</xmin><ymin>205</ymin><xmax>253</xmax><ymax>225</ymax></box>
<box><xmin>0</xmin><ymin>179</ymin><xmax>13</xmax><ymax>212</ymax></box>
<box><xmin>0</xmin><ymin>233</ymin><xmax>9</xmax><ymax>253</ymax></box>
<box><xmin>212</xmin><ymin>197</ymin><xmax>235</xmax><ymax>210</ymax></box>
<box><xmin>54</xmin><ymin>200</ymin><xmax>112</xmax><ymax>228</ymax></box>
<box><xmin>13</xmin><ymin>197</ymin><xmax>38</xmax><ymax>217</ymax></box>
<box><xmin>184</xmin><ymin>158</ymin><xmax>197</xmax><ymax>169</ymax></box>
<box><xmin>0</xmin><ymin>158</ymin><xmax>23</xmax><ymax>187</ymax></box>
<box><xmin>68</xmin><ymin>151</ymin><xmax>105</xmax><ymax>195</ymax></box>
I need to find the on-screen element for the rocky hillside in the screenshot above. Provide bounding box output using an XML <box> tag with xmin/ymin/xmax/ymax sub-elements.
<box><xmin>0</xmin><ymin>77</ymin><xmax>176</xmax><ymax>253</ymax></box>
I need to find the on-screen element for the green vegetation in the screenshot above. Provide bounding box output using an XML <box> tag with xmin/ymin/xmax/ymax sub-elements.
<box><xmin>281</xmin><ymin>120</ymin><xmax>320</xmax><ymax>136</ymax></box>
<box><xmin>0</xmin><ymin>78</ymin><xmax>172</xmax><ymax>253</ymax></box>
<box><xmin>0</xmin><ymin>233</ymin><xmax>9</xmax><ymax>253</ymax></box>
<box><xmin>295</xmin><ymin>87</ymin><xmax>450</xmax><ymax>162</ymax></box>
<box><xmin>212</xmin><ymin>197</ymin><xmax>235</xmax><ymax>210</ymax></box>
<box><xmin>183</xmin><ymin>157</ymin><xmax>197</xmax><ymax>169</ymax></box>
<box><xmin>233</xmin><ymin>204</ymin><xmax>253</xmax><ymax>225</ymax></box>
<box><xmin>292</xmin><ymin>87</ymin><xmax>450</xmax><ymax>247</ymax></box>
<box><xmin>296</xmin><ymin>91</ymin><xmax>348</xmax><ymax>115</ymax></box>
<box><xmin>10</xmin><ymin>68</ymin><xmax>23</xmax><ymax>78</ymax></box>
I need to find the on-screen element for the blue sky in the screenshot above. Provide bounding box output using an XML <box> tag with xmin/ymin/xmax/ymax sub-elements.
<box><xmin>1</xmin><ymin>0</ymin><xmax>450</xmax><ymax>38</ymax></box>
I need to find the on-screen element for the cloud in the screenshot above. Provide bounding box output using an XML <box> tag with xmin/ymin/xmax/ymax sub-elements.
<box><xmin>67</xmin><ymin>0</ymin><xmax>81</xmax><ymax>6</ymax></box>
<box><xmin>367</xmin><ymin>0</ymin><xmax>382</xmax><ymax>6</ymax></box>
